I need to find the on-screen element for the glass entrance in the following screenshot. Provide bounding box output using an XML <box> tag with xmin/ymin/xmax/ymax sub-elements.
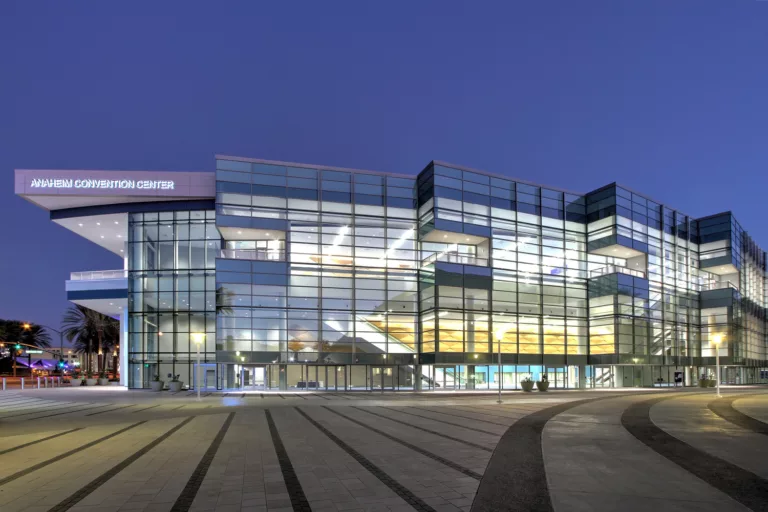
<box><xmin>242</xmin><ymin>366</ymin><xmax>266</xmax><ymax>390</ymax></box>
<box><xmin>546</xmin><ymin>367</ymin><xmax>567</xmax><ymax>389</ymax></box>
<box><xmin>435</xmin><ymin>365</ymin><xmax>458</xmax><ymax>390</ymax></box>
<box><xmin>371</xmin><ymin>366</ymin><xmax>395</xmax><ymax>390</ymax></box>
<box><xmin>319</xmin><ymin>365</ymin><xmax>347</xmax><ymax>391</ymax></box>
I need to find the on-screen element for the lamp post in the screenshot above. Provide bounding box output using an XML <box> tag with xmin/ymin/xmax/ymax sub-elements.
<box><xmin>712</xmin><ymin>334</ymin><xmax>723</xmax><ymax>398</ymax></box>
<box><xmin>495</xmin><ymin>330</ymin><xmax>504</xmax><ymax>404</ymax></box>
<box><xmin>191</xmin><ymin>333</ymin><xmax>205</xmax><ymax>401</ymax></box>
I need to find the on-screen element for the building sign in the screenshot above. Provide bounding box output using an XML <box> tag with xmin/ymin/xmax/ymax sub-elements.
<box><xmin>25</xmin><ymin>350</ymin><xmax>43</xmax><ymax>354</ymax></box>
<box><xmin>30</xmin><ymin>178</ymin><xmax>175</xmax><ymax>190</ymax></box>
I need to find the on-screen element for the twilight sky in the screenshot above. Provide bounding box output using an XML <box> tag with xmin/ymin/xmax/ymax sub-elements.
<box><xmin>2</xmin><ymin>1</ymin><xmax>768</xmax><ymax>335</ymax></box>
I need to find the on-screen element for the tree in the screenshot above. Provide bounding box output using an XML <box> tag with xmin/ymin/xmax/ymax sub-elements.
<box><xmin>0</xmin><ymin>320</ymin><xmax>52</xmax><ymax>377</ymax></box>
<box><xmin>62</xmin><ymin>305</ymin><xmax>119</xmax><ymax>375</ymax></box>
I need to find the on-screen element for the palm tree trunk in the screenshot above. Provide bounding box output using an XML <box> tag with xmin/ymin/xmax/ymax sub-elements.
<box><xmin>97</xmin><ymin>329</ymin><xmax>103</xmax><ymax>374</ymax></box>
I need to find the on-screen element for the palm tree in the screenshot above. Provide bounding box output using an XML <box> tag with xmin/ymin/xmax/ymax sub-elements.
<box><xmin>0</xmin><ymin>320</ymin><xmax>52</xmax><ymax>376</ymax></box>
<box><xmin>62</xmin><ymin>305</ymin><xmax>118</xmax><ymax>375</ymax></box>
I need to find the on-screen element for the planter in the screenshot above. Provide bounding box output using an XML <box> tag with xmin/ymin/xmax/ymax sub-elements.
<box><xmin>85</xmin><ymin>378</ymin><xmax>97</xmax><ymax>386</ymax></box>
<box><xmin>698</xmin><ymin>379</ymin><xmax>708</xmax><ymax>388</ymax></box>
<box><xmin>70</xmin><ymin>378</ymin><xmax>82</xmax><ymax>387</ymax></box>
<box><xmin>708</xmin><ymin>379</ymin><xmax>717</xmax><ymax>388</ymax></box>
<box><xmin>520</xmin><ymin>380</ymin><xmax>534</xmax><ymax>392</ymax></box>
<box><xmin>168</xmin><ymin>381</ymin><xmax>183</xmax><ymax>392</ymax></box>
<box><xmin>109</xmin><ymin>381</ymin><xmax>120</xmax><ymax>386</ymax></box>
<box><xmin>150</xmin><ymin>380</ymin><xmax>164</xmax><ymax>392</ymax></box>
<box><xmin>98</xmin><ymin>378</ymin><xmax>109</xmax><ymax>386</ymax></box>
<box><xmin>536</xmin><ymin>380</ymin><xmax>550</xmax><ymax>392</ymax></box>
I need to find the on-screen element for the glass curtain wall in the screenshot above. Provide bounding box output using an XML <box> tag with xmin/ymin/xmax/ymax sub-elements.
<box><xmin>127</xmin><ymin>211</ymin><xmax>219</xmax><ymax>388</ymax></box>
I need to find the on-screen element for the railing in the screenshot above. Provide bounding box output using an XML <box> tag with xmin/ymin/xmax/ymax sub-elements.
<box><xmin>220</xmin><ymin>249</ymin><xmax>285</xmax><ymax>261</ymax></box>
<box><xmin>422</xmin><ymin>252</ymin><xmax>488</xmax><ymax>267</ymax></box>
<box><xmin>589</xmin><ymin>265</ymin><xmax>646</xmax><ymax>279</ymax></box>
<box><xmin>70</xmin><ymin>270</ymin><xmax>127</xmax><ymax>280</ymax></box>
<box><xmin>703</xmin><ymin>280</ymin><xmax>739</xmax><ymax>292</ymax></box>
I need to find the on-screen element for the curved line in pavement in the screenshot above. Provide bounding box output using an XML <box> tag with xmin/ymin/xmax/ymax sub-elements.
<box><xmin>470</xmin><ymin>393</ymin><xmax>628</xmax><ymax>512</ymax></box>
<box><xmin>708</xmin><ymin>394</ymin><xmax>768</xmax><ymax>435</ymax></box>
<box><xmin>622</xmin><ymin>394</ymin><xmax>768</xmax><ymax>512</ymax></box>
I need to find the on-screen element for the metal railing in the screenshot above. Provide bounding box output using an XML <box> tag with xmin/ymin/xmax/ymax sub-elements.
<box><xmin>589</xmin><ymin>265</ymin><xmax>646</xmax><ymax>279</ymax></box>
<box><xmin>422</xmin><ymin>252</ymin><xmax>488</xmax><ymax>267</ymax></box>
<box><xmin>703</xmin><ymin>280</ymin><xmax>739</xmax><ymax>291</ymax></box>
<box><xmin>220</xmin><ymin>249</ymin><xmax>285</xmax><ymax>261</ymax></box>
<box><xmin>70</xmin><ymin>269</ymin><xmax>127</xmax><ymax>280</ymax></box>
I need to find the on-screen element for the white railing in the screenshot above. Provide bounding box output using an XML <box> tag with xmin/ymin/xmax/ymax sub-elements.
<box><xmin>422</xmin><ymin>252</ymin><xmax>488</xmax><ymax>267</ymax></box>
<box><xmin>589</xmin><ymin>265</ymin><xmax>646</xmax><ymax>279</ymax></box>
<box><xmin>703</xmin><ymin>280</ymin><xmax>739</xmax><ymax>292</ymax></box>
<box><xmin>70</xmin><ymin>270</ymin><xmax>127</xmax><ymax>280</ymax></box>
<box><xmin>220</xmin><ymin>249</ymin><xmax>285</xmax><ymax>261</ymax></box>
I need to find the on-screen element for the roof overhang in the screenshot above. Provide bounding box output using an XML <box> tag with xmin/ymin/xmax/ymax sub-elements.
<box><xmin>15</xmin><ymin>169</ymin><xmax>215</xmax><ymax>211</ymax></box>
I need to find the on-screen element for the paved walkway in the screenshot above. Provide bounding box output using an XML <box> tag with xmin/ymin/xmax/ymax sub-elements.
<box><xmin>0</xmin><ymin>387</ymin><xmax>766</xmax><ymax>511</ymax></box>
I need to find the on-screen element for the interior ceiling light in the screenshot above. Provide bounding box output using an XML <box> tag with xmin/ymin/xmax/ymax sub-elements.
<box><xmin>382</xmin><ymin>228</ymin><xmax>414</xmax><ymax>260</ymax></box>
<box><xmin>114</xmin><ymin>221</ymin><xmax>119</xmax><ymax>224</ymax></box>
<box><xmin>78</xmin><ymin>223</ymin><xmax>83</xmax><ymax>227</ymax></box>
<box><xmin>96</xmin><ymin>222</ymin><xmax>100</xmax><ymax>226</ymax></box>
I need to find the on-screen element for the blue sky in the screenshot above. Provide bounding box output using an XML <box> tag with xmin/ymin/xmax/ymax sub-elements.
<box><xmin>2</xmin><ymin>0</ymin><xmax>767</xmax><ymax>330</ymax></box>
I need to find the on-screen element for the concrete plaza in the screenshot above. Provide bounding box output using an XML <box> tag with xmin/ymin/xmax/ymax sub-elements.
<box><xmin>0</xmin><ymin>387</ymin><xmax>767</xmax><ymax>512</ymax></box>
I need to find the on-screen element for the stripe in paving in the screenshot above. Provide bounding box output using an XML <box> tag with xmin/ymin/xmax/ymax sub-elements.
<box><xmin>353</xmin><ymin>406</ymin><xmax>493</xmax><ymax>452</ymax></box>
<box><xmin>48</xmin><ymin>417</ymin><xmax>195</xmax><ymax>512</ymax></box>
<box><xmin>0</xmin><ymin>428</ymin><xmax>83</xmax><ymax>456</ymax></box>
<box><xmin>471</xmin><ymin>394</ymin><xmax>627</xmax><ymax>512</ymax></box>
<box><xmin>411</xmin><ymin>406</ymin><xmax>511</xmax><ymax>427</ymax></box>
<box><xmin>0</xmin><ymin>402</ymin><xmax>79</xmax><ymax>418</ymax></box>
<box><xmin>323</xmin><ymin>406</ymin><xmax>483</xmax><ymax>479</ymax></box>
<box><xmin>296</xmin><ymin>407</ymin><xmax>439</xmax><ymax>512</ymax></box>
<box><xmin>170</xmin><ymin>413</ymin><xmax>236</xmax><ymax>512</ymax></box>
<box><xmin>622</xmin><ymin>394</ymin><xmax>768</xmax><ymax>512</ymax></box>
<box><xmin>132</xmin><ymin>404</ymin><xmax>161</xmax><ymax>414</ymax></box>
<box><xmin>85</xmin><ymin>404</ymin><xmax>136</xmax><ymax>416</ymax></box>
<box><xmin>13</xmin><ymin>403</ymin><xmax>112</xmax><ymax>420</ymax></box>
<box><xmin>708</xmin><ymin>394</ymin><xmax>768</xmax><ymax>435</ymax></box>
<box><xmin>263</xmin><ymin>410</ymin><xmax>311</xmax><ymax>512</ymax></box>
<box><xmin>0</xmin><ymin>421</ymin><xmax>145</xmax><ymax>486</ymax></box>
<box><xmin>382</xmin><ymin>407</ymin><xmax>500</xmax><ymax>435</ymax></box>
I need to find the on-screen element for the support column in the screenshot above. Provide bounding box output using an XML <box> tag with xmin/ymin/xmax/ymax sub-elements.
<box><xmin>119</xmin><ymin>310</ymin><xmax>128</xmax><ymax>387</ymax></box>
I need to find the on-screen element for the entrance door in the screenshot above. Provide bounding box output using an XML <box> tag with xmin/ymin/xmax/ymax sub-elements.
<box><xmin>194</xmin><ymin>363</ymin><xmax>217</xmax><ymax>390</ymax></box>
<box><xmin>242</xmin><ymin>366</ymin><xmax>266</xmax><ymax>390</ymax></box>
<box><xmin>546</xmin><ymin>367</ymin><xmax>566</xmax><ymax>389</ymax></box>
<box><xmin>328</xmin><ymin>365</ymin><xmax>346</xmax><ymax>391</ymax></box>
<box><xmin>371</xmin><ymin>366</ymin><xmax>395</xmax><ymax>390</ymax></box>
<box><xmin>436</xmin><ymin>365</ymin><xmax>458</xmax><ymax>390</ymax></box>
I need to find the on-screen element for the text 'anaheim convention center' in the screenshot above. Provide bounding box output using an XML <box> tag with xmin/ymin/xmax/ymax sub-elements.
<box><xmin>15</xmin><ymin>156</ymin><xmax>768</xmax><ymax>390</ymax></box>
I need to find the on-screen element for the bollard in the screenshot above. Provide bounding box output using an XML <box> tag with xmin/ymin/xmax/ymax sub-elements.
<box><xmin>21</xmin><ymin>378</ymin><xmax>25</xmax><ymax>390</ymax></box>
<box><xmin>37</xmin><ymin>377</ymin><xmax>41</xmax><ymax>389</ymax></box>
<box><xmin>45</xmin><ymin>377</ymin><xmax>49</xmax><ymax>388</ymax></box>
<box><xmin>58</xmin><ymin>376</ymin><xmax>62</xmax><ymax>387</ymax></box>
<box><xmin>2</xmin><ymin>377</ymin><xmax>5</xmax><ymax>390</ymax></box>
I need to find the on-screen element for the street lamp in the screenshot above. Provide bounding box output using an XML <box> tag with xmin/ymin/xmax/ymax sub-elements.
<box><xmin>712</xmin><ymin>334</ymin><xmax>723</xmax><ymax>398</ymax></box>
<box><xmin>495</xmin><ymin>329</ymin><xmax>504</xmax><ymax>404</ymax></box>
<box><xmin>191</xmin><ymin>333</ymin><xmax>205</xmax><ymax>401</ymax></box>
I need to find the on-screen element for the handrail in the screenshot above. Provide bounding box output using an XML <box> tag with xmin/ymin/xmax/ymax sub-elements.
<box><xmin>703</xmin><ymin>280</ymin><xmax>739</xmax><ymax>291</ymax></box>
<box><xmin>422</xmin><ymin>252</ymin><xmax>488</xmax><ymax>267</ymax></box>
<box><xmin>589</xmin><ymin>265</ymin><xmax>646</xmax><ymax>279</ymax></box>
<box><xmin>70</xmin><ymin>270</ymin><xmax>127</xmax><ymax>280</ymax></box>
<box><xmin>220</xmin><ymin>249</ymin><xmax>285</xmax><ymax>261</ymax></box>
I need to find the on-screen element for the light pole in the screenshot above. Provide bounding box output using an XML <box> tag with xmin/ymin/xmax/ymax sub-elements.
<box><xmin>191</xmin><ymin>333</ymin><xmax>205</xmax><ymax>401</ymax></box>
<box><xmin>495</xmin><ymin>330</ymin><xmax>504</xmax><ymax>404</ymax></box>
<box><xmin>712</xmin><ymin>334</ymin><xmax>723</xmax><ymax>398</ymax></box>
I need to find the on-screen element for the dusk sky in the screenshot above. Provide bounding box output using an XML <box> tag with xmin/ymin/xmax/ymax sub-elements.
<box><xmin>2</xmin><ymin>1</ymin><xmax>768</xmax><ymax>337</ymax></box>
